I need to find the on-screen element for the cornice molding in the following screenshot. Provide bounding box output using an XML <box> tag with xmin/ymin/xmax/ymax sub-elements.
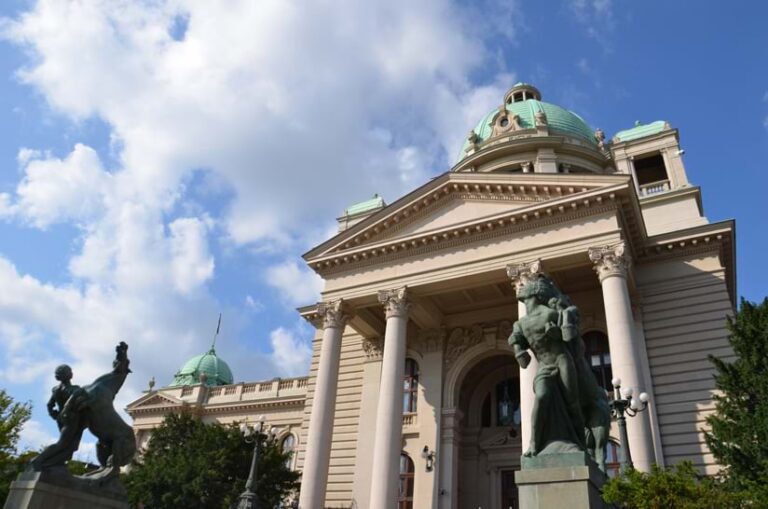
<box><xmin>311</xmin><ymin>198</ymin><xmax>621</xmax><ymax>276</ymax></box>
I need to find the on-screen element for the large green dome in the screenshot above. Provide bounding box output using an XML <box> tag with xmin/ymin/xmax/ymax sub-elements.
<box><xmin>458</xmin><ymin>83</ymin><xmax>596</xmax><ymax>162</ymax></box>
<box><xmin>170</xmin><ymin>348</ymin><xmax>234</xmax><ymax>387</ymax></box>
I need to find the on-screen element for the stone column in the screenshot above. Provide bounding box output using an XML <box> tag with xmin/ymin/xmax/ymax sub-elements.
<box><xmin>298</xmin><ymin>300</ymin><xmax>352</xmax><ymax>509</ymax></box>
<box><xmin>506</xmin><ymin>260</ymin><xmax>542</xmax><ymax>453</ymax></box>
<box><xmin>369</xmin><ymin>287</ymin><xmax>410</xmax><ymax>509</ymax></box>
<box><xmin>351</xmin><ymin>338</ymin><xmax>383</xmax><ymax>506</ymax></box>
<box><xmin>589</xmin><ymin>243</ymin><xmax>655</xmax><ymax>471</ymax></box>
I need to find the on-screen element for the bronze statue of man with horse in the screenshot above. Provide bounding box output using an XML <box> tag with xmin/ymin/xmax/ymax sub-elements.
<box><xmin>29</xmin><ymin>341</ymin><xmax>137</xmax><ymax>489</ymax></box>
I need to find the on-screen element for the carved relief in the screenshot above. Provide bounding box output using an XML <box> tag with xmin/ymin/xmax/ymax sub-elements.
<box><xmin>413</xmin><ymin>327</ymin><xmax>447</xmax><ymax>354</ymax></box>
<box><xmin>491</xmin><ymin>105</ymin><xmax>523</xmax><ymax>138</ymax></box>
<box><xmin>361</xmin><ymin>337</ymin><xmax>384</xmax><ymax>360</ymax></box>
<box><xmin>378</xmin><ymin>287</ymin><xmax>410</xmax><ymax>319</ymax></box>
<box><xmin>444</xmin><ymin>324</ymin><xmax>483</xmax><ymax>368</ymax></box>
<box><xmin>589</xmin><ymin>242</ymin><xmax>631</xmax><ymax>281</ymax></box>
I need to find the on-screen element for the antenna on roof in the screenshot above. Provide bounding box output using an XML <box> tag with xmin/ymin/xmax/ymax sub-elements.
<box><xmin>211</xmin><ymin>313</ymin><xmax>222</xmax><ymax>352</ymax></box>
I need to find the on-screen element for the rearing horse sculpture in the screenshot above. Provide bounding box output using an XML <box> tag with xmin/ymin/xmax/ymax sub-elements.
<box><xmin>31</xmin><ymin>342</ymin><xmax>136</xmax><ymax>485</ymax></box>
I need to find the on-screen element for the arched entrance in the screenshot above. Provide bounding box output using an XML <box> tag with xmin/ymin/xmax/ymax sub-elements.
<box><xmin>453</xmin><ymin>352</ymin><xmax>522</xmax><ymax>509</ymax></box>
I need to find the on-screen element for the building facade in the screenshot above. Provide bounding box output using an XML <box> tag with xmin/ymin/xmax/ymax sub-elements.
<box><xmin>128</xmin><ymin>83</ymin><xmax>736</xmax><ymax>509</ymax></box>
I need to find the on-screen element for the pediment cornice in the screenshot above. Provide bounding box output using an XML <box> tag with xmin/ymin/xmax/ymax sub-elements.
<box><xmin>126</xmin><ymin>391</ymin><xmax>185</xmax><ymax>414</ymax></box>
<box><xmin>305</xmin><ymin>173</ymin><xmax>637</xmax><ymax>276</ymax></box>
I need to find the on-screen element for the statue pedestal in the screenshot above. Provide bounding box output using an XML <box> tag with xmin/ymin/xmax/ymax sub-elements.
<box><xmin>515</xmin><ymin>452</ymin><xmax>613</xmax><ymax>509</ymax></box>
<box><xmin>4</xmin><ymin>472</ymin><xmax>129</xmax><ymax>509</ymax></box>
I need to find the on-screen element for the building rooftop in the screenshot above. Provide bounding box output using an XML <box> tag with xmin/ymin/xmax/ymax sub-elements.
<box><xmin>613</xmin><ymin>120</ymin><xmax>668</xmax><ymax>143</ymax></box>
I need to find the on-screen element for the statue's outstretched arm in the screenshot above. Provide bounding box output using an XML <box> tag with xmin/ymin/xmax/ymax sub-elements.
<box><xmin>112</xmin><ymin>341</ymin><xmax>132</xmax><ymax>374</ymax></box>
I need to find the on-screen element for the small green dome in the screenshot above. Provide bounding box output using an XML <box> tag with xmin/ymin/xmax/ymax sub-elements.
<box><xmin>170</xmin><ymin>348</ymin><xmax>234</xmax><ymax>387</ymax></box>
<box><xmin>458</xmin><ymin>85</ymin><xmax>597</xmax><ymax>162</ymax></box>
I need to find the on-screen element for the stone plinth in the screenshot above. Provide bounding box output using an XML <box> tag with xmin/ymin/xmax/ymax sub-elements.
<box><xmin>516</xmin><ymin>453</ymin><xmax>613</xmax><ymax>509</ymax></box>
<box><xmin>4</xmin><ymin>472</ymin><xmax>129</xmax><ymax>509</ymax></box>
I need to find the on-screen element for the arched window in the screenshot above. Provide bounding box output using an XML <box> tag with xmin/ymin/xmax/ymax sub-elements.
<box><xmin>403</xmin><ymin>359</ymin><xmax>419</xmax><ymax>414</ymax></box>
<box><xmin>398</xmin><ymin>454</ymin><xmax>415</xmax><ymax>509</ymax></box>
<box><xmin>583</xmin><ymin>330</ymin><xmax>612</xmax><ymax>392</ymax></box>
<box><xmin>281</xmin><ymin>434</ymin><xmax>296</xmax><ymax>470</ymax></box>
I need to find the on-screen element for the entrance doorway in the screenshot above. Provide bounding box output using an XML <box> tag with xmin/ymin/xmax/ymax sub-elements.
<box><xmin>500</xmin><ymin>470</ymin><xmax>518</xmax><ymax>509</ymax></box>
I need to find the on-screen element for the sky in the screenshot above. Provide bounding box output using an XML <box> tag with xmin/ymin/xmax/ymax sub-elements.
<box><xmin>0</xmin><ymin>0</ymin><xmax>765</xmax><ymax>460</ymax></box>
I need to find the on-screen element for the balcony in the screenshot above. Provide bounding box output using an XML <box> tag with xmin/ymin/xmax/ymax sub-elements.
<box><xmin>639</xmin><ymin>179</ymin><xmax>670</xmax><ymax>197</ymax></box>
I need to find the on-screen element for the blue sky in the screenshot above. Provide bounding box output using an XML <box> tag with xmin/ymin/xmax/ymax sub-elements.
<box><xmin>0</xmin><ymin>0</ymin><xmax>765</xmax><ymax>456</ymax></box>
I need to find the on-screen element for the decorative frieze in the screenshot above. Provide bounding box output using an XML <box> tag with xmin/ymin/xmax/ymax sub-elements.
<box><xmin>589</xmin><ymin>242</ymin><xmax>631</xmax><ymax>282</ymax></box>
<box><xmin>378</xmin><ymin>287</ymin><xmax>410</xmax><ymax>319</ymax></box>
<box><xmin>444</xmin><ymin>324</ymin><xmax>483</xmax><ymax>368</ymax></box>
<box><xmin>361</xmin><ymin>337</ymin><xmax>384</xmax><ymax>360</ymax></box>
<box><xmin>316</xmin><ymin>299</ymin><xmax>353</xmax><ymax>329</ymax></box>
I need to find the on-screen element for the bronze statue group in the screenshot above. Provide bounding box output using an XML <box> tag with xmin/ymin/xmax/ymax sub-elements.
<box><xmin>510</xmin><ymin>275</ymin><xmax>611</xmax><ymax>472</ymax></box>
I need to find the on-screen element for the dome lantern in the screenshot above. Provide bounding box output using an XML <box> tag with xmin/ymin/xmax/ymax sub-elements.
<box><xmin>504</xmin><ymin>82</ymin><xmax>542</xmax><ymax>104</ymax></box>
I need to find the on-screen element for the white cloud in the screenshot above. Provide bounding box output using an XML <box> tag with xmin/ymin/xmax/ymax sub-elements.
<box><xmin>2</xmin><ymin>0</ymin><xmax>512</xmax><ymax>246</ymax></box>
<box><xmin>269</xmin><ymin>327</ymin><xmax>313</xmax><ymax>378</ymax></box>
<box><xmin>244</xmin><ymin>295</ymin><xmax>264</xmax><ymax>313</ymax></box>
<box><xmin>0</xmin><ymin>0</ymin><xmax>520</xmax><ymax>409</ymax></box>
<box><xmin>168</xmin><ymin>216</ymin><xmax>215</xmax><ymax>294</ymax></box>
<box><xmin>19</xmin><ymin>419</ymin><xmax>56</xmax><ymax>452</ymax></box>
<box><xmin>12</xmin><ymin>143</ymin><xmax>111</xmax><ymax>228</ymax></box>
<box><xmin>266</xmin><ymin>260</ymin><xmax>324</xmax><ymax>307</ymax></box>
<box><xmin>568</xmin><ymin>0</ymin><xmax>616</xmax><ymax>47</ymax></box>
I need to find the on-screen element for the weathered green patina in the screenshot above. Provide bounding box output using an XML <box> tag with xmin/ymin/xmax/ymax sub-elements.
<box><xmin>613</xmin><ymin>120</ymin><xmax>668</xmax><ymax>143</ymax></box>
<box><xmin>509</xmin><ymin>275</ymin><xmax>611</xmax><ymax>472</ymax></box>
<box><xmin>344</xmin><ymin>194</ymin><xmax>385</xmax><ymax>216</ymax></box>
<box><xmin>169</xmin><ymin>347</ymin><xmax>234</xmax><ymax>387</ymax></box>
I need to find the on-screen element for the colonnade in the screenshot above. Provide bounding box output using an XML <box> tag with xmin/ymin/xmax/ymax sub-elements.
<box><xmin>299</xmin><ymin>242</ymin><xmax>656</xmax><ymax>508</ymax></box>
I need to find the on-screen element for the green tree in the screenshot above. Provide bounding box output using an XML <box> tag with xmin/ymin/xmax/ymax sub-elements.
<box><xmin>705</xmin><ymin>298</ymin><xmax>768</xmax><ymax>502</ymax></box>
<box><xmin>602</xmin><ymin>462</ymin><xmax>744</xmax><ymax>509</ymax></box>
<box><xmin>124</xmin><ymin>412</ymin><xmax>299</xmax><ymax>509</ymax></box>
<box><xmin>0</xmin><ymin>389</ymin><xmax>32</xmax><ymax>503</ymax></box>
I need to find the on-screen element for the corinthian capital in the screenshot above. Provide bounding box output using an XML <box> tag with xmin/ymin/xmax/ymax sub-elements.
<box><xmin>378</xmin><ymin>287</ymin><xmax>410</xmax><ymax>319</ymax></box>
<box><xmin>506</xmin><ymin>259</ymin><xmax>543</xmax><ymax>290</ymax></box>
<box><xmin>317</xmin><ymin>299</ymin><xmax>353</xmax><ymax>329</ymax></box>
<box><xmin>589</xmin><ymin>242</ymin><xmax>631</xmax><ymax>282</ymax></box>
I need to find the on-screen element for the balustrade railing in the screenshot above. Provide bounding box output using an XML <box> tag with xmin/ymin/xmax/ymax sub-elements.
<box><xmin>639</xmin><ymin>179</ymin><xmax>670</xmax><ymax>196</ymax></box>
<box><xmin>402</xmin><ymin>413</ymin><xmax>417</xmax><ymax>427</ymax></box>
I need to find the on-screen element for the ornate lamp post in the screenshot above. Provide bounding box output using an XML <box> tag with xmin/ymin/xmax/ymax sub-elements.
<box><xmin>609</xmin><ymin>377</ymin><xmax>650</xmax><ymax>475</ymax></box>
<box><xmin>234</xmin><ymin>416</ymin><xmax>268</xmax><ymax>509</ymax></box>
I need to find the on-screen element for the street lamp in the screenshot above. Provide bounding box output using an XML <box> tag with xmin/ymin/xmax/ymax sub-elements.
<box><xmin>234</xmin><ymin>415</ymin><xmax>266</xmax><ymax>509</ymax></box>
<box><xmin>609</xmin><ymin>378</ymin><xmax>649</xmax><ymax>475</ymax></box>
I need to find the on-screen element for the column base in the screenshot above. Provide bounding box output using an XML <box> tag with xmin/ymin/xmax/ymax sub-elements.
<box><xmin>515</xmin><ymin>453</ymin><xmax>614</xmax><ymax>509</ymax></box>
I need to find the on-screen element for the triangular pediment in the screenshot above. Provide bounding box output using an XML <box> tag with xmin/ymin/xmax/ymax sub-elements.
<box><xmin>304</xmin><ymin>173</ymin><xmax>639</xmax><ymax>274</ymax></box>
<box><xmin>373</xmin><ymin>194</ymin><xmax>541</xmax><ymax>243</ymax></box>
<box><xmin>127</xmin><ymin>392</ymin><xmax>183</xmax><ymax>411</ymax></box>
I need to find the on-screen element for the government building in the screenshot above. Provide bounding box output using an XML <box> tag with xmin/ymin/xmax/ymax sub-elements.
<box><xmin>127</xmin><ymin>83</ymin><xmax>737</xmax><ymax>509</ymax></box>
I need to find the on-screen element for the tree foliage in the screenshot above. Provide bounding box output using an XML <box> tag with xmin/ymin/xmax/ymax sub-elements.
<box><xmin>602</xmin><ymin>462</ymin><xmax>745</xmax><ymax>509</ymax></box>
<box><xmin>124</xmin><ymin>412</ymin><xmax>299</xmax><ymax>509</ymax></box>
<box><xmin>705</xmin><ymin>298</ymin><xmax>768</xmax><ymax>501</ymax></box>
<box><xmin>0</xmin><ymin>389</ymin><xmax>32</xmax><ymax>504</ymax></box>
